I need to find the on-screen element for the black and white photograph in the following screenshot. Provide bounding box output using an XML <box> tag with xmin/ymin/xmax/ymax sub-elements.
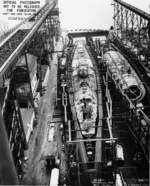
<box><xmin>0</xmin><ymin>0</ymin><xmax>149</xmax><ymax>185</ymax></box>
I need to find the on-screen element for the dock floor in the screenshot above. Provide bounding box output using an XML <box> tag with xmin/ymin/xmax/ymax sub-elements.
<box><xmin>21</xmin><ymin>41</ymin><xmax>61</xmax><ymax>185</ymax></box>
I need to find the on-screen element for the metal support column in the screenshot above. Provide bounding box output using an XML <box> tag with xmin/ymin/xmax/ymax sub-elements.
<box><xmin>24</xmin><ymin>52</ymin><xmax>36</xmax><ymax>113</ymax></box>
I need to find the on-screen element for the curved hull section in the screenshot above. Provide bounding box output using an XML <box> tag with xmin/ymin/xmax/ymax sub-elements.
<box><xmin>103</xmin><ymin>50</ymin><xmax>145</xmax><ymax>101</ymax></box>
<box><xmin>72</xmin><ymin>41</ymin><xmax>97</xmax><ymax>136</ymax></box>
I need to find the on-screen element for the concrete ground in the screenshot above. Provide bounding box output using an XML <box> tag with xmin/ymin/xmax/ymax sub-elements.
<box><xmin>21</xmin><ymin>39</ymin><xmax>63</xmax><ymax>185</ymax></box>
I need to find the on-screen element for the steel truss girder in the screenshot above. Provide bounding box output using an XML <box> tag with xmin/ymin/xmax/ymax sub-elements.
<box><xmin>113</xmin><ymin>0</ymin><xmax>150</xmax><ymax>66</ymax></box>
<box><xmin>114</xmin><ymin>0</ymin><xmax>150</xmax><ymax>20</ymax></box>
<box><xmin>114</xmin><ymin>1</ymin><xmax>149</xmax><ymax>43</ymax></box>
<box><xmin>68</xmin><ymin>30</ymin><xmax>108</xmax><ymax>38</ymax></box>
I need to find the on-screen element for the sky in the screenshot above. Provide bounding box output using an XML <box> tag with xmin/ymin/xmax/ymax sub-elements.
<box><xmin>58</xmin><ymin>0</ymin><xmax>150</xmax><ymax>30</ymax></box>
<box><xmin>0</xmin><ymin>0</ymin><xmax>150</xmax><ymax>31</ymax></box>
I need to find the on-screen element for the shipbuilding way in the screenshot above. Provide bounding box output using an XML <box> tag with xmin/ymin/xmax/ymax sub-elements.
<box><xmin>0</xmin><ymin>0</ymin><xmax>149</xmax><ymax>185</ymax></box>
<box><xmin>62</xmin><ymin>31</ymin><xmax>149</xmax><ymax>186</ymax></box>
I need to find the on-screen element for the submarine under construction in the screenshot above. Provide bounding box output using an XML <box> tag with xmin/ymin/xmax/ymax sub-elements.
<box><xmin>0</xmin><ymin>0</ymin><xmax>149</xmax><ymax>185</ymax></box>
<box><xmin>57</xmin><ymin>33</ymin><xmax>149</xmax><ymax>186</ymax></box>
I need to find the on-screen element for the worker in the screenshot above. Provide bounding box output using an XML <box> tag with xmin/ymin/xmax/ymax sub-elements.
<box><xmin>106</xmin><ymin>26</ymin><xmax>115</xmax><ymax>48</ymax></box>
<box><xmin>82</xmin><ymin>101</ymin><xmax>93</xmax><ymax>120</ymax></box>
<box><xmin>86</xmin><ymin>103</ymin><xmax>93</xmax><ymax>119</ymax></box>
<box><xmin>108</xmin><ymin>26</ymin><xmax>115</xmax><ymax>41</ymax></box>
<box><xmin>82</xmin><ymin>98</ymin><xmax>86</xmax><ymax>120</ymax></box>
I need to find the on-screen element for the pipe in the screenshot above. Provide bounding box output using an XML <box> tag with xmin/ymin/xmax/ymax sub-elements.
<box><xmin>67</xmin><ymin>137</ymin><xmax>117</xmax><ymax>143</ymax></box>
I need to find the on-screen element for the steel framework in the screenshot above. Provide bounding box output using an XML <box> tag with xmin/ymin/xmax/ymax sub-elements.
<box><xmin>0</xmin><ymin>0</ymin><xmax>60</xmax><ymax>183</ymax></box>
<box><xmin>113</xmin><ymin>0</ymin><xmax>150</xmax><ymax>75</ymax></box>
<box><xmin>89</xmin><ymin>36</ymin><xmax>149</xmax><ymax>184</ymax></box>
<box><xmin>112</xmin><ymin>0</ymin><xmax>150</xmax><ymax>163</ymax></box>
